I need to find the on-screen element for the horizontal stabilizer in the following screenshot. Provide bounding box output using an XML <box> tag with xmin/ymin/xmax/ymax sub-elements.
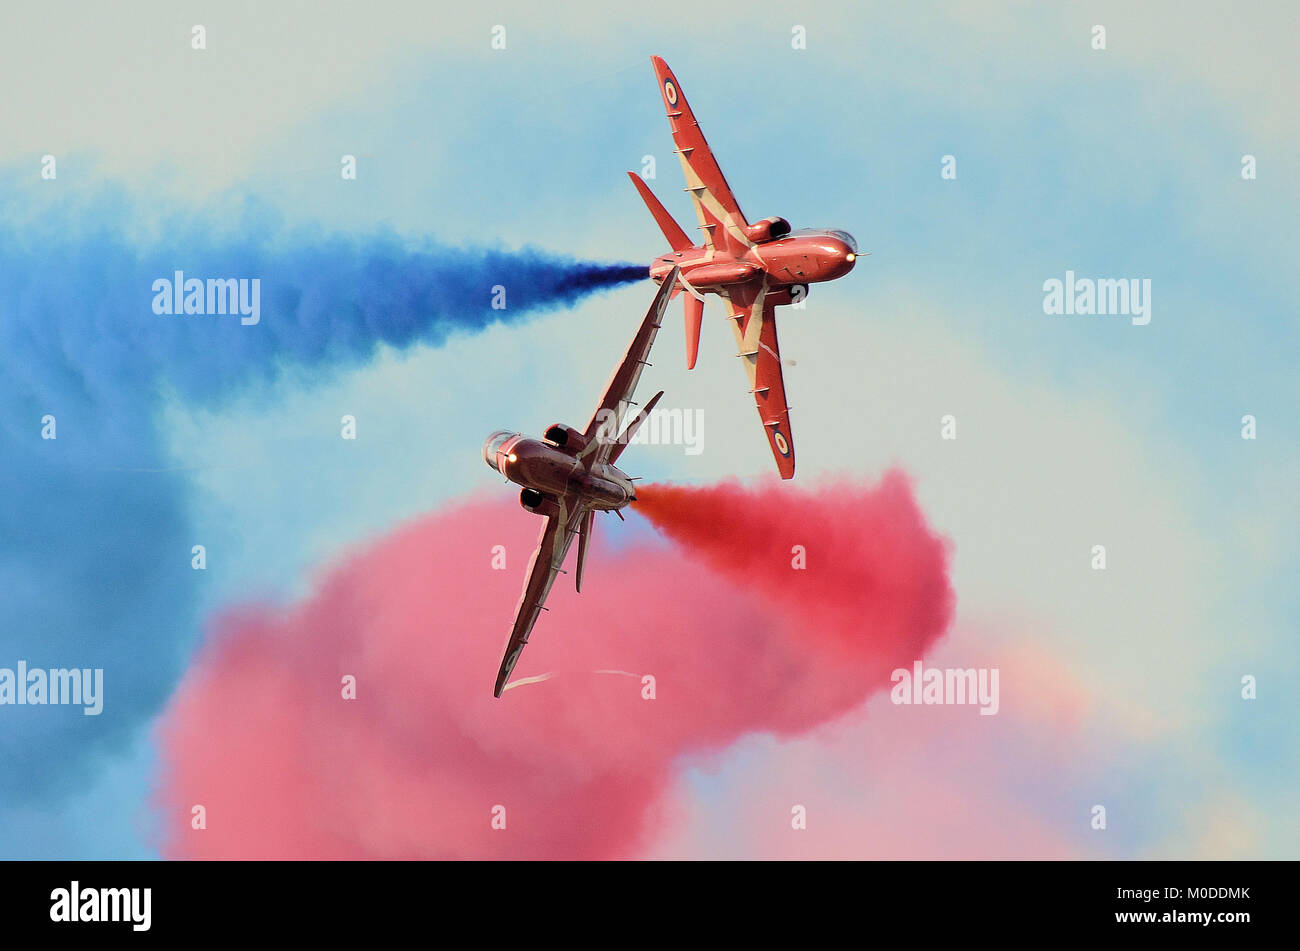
<box><xmin>574</xmin><ymin>509</ymin><xmax>594</xmax><ymax>593</ymax></box>
<box><xmin>609</xmin><ymin>390</ymin><xmax>664</xmax><ymax>465</ymax></box>
<box><xmin>627</xmin><ymin>171</ymin><xmax>693</xmax><ymax>252</ymax></box>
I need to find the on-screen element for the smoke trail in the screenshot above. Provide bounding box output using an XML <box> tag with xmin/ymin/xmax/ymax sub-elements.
<box><xmin>634</xmin><ymin>476</ymin><xmax>955</xmax><ymax>663</ymax></box>
<box><xmin>0</xmin><ymin>191</ymin><xmax>645</xmax><ymax>809</ymax></box>
<box><xmin>155</xmin><ymin>474</ymin><xmax>953</xmax><ymax>858</ymax></box>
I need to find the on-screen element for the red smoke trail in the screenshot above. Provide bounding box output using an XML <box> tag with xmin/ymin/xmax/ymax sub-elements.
<box><xmin>635</xmin><ymin>474</ymin><xmax>954</xmax><ymax>667</ymax></box>
<box><xmin>155</xmin><ymin>472</ymin><xmax>953</xmax><ymax>859</ymax></box>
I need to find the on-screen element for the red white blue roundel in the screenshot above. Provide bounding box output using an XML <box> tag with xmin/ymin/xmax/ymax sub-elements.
<box><xmin>773</xmin><ymin>429</ymin><xmax>790</xmax><ymax>456</ymax></box>
<box><xmin>663</xmin><ymin>78</ymin><xmax>679</xmax><ymax>106</ymax></box>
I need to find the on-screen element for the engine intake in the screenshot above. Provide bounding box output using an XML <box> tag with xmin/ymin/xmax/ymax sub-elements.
<box><xmin>520</xmin><ymin>488</ymin><xmax>560</xmax><ymax>517</ymax></box>
<box><xmin>544</xmin><ymin>423</ymin><xmax>588</xmax><ymax>453</ymax></box>
<box><xmin>744</xmin><ymin>216</ymin><xmax>791</xmax><ymax>243</ymax></box>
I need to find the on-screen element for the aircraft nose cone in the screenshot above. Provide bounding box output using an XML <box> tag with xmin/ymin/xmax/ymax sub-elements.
<box><xmin>824</xmin><ymin>239</ymin><xmax>859</xmax><ymax>279</ymax></box>
<box><xmin>482</xmin><ymin>430</ymin><xmax>515</xmax><ymax>472</ymax></box>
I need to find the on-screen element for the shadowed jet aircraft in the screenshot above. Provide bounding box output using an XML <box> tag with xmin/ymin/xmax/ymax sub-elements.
<box><xmin>481</xmin><ymin>269</ymin><xmax>678</xmax><ymax>697</ymax></box>
<box><xmin>629</xmin><ymin>56</ymin><xmax>860</xmax><ymax>479</ymax></box>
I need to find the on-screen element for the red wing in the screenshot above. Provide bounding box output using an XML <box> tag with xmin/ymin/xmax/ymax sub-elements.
<box><xmin>651</xmin><ymin>57</ymin><xmax>751</xmax><ymax>257</ymax></box>
<box><xmin>581</xmin><ymin>267</ymin><xmax>676</xmax><ymax>462</ymax></box>
<box><xmin>494</xmin><ymin>500</ymin><xmax>587</xmax><ymax>697</ymax></box>
<box><xmin>722</xmin><ymin>284</ymin><xmax>796</xmax><ymax>479</ymax></box>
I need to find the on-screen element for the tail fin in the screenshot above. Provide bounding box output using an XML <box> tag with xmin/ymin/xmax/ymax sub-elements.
<box><xmin>683</xmin><ymin>294</ymin><xmax>703</xmax><ymax>369</ymax></box>
<box><xmin>627</xmin><ymin>171</ymin><xmax>693</xmax><ymax>252</ymax></box>
<box><xmin>610</xmin><ymin>390</ymin><xmax>664</xmax><ymax>466</ymax></box>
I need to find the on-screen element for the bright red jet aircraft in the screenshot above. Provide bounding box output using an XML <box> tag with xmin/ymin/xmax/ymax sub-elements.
<box><xmin>481</xmin><ymin>270</ymin><xmax>677</xmax><ymax>697</ymax></box>
<box><xmin>629</xmin><ymin>56</ymin><xmax>860</xmax><ymax>479</ymax></box>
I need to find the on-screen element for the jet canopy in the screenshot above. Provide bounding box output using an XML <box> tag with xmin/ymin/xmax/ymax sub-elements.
<box><xmin>827</xmin><ymin>229</ymin><xmax>858</xmax><ymax>252</ymax></box>
<box><xmin>791</xmin><ymin>228</ymin><xmax>858</xmax><ymax>252</ymax></box>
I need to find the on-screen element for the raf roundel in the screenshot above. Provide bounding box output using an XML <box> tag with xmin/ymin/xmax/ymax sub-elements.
<box><xmin>773</xmin><ymin>430</ymin><xmax>791</xmax><ymax>456</ymax></box>
<box><xmin>663</xmin><ymin>79</ymin><xmax>679</xmax><ymax>107</ymax></box>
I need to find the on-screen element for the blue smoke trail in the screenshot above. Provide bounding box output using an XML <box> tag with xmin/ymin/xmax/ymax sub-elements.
<box><xmin>0</xmin><ymin>191</ymin><xmax>645</xmax><ymax>809</ymax></box>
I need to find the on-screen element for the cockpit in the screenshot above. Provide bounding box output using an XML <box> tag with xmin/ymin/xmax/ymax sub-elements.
<box><xmin>827</xmin><ymin>229</ymin><xmax>858</xmax><ymax>252</ymax></box>
<box><xmin>482</xmin><ymin>430</ymin><xmax>516</xmax><ymax>472</ymax></box>
<box><xmin>790</xmin><ymin>228</ymin><xmax>859</xmax><ymax>253</ymax></box>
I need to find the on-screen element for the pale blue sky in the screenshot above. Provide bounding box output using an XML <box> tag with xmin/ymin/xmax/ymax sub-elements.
<box><xmin>1</xmin><ymin>0</ymin><xmax>1295</xmax><ymax>858</ymax></box>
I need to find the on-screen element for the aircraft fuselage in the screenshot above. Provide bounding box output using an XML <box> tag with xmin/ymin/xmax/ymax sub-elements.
<box><xmin>649</xmin><ymin>228</ymin><xmax>858</xmax><ymax>302</ymax></box>
<box><xmin>482</xmin><ymin>431</ymin><xmax>634</xmax><ymax>512</ymax></box>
